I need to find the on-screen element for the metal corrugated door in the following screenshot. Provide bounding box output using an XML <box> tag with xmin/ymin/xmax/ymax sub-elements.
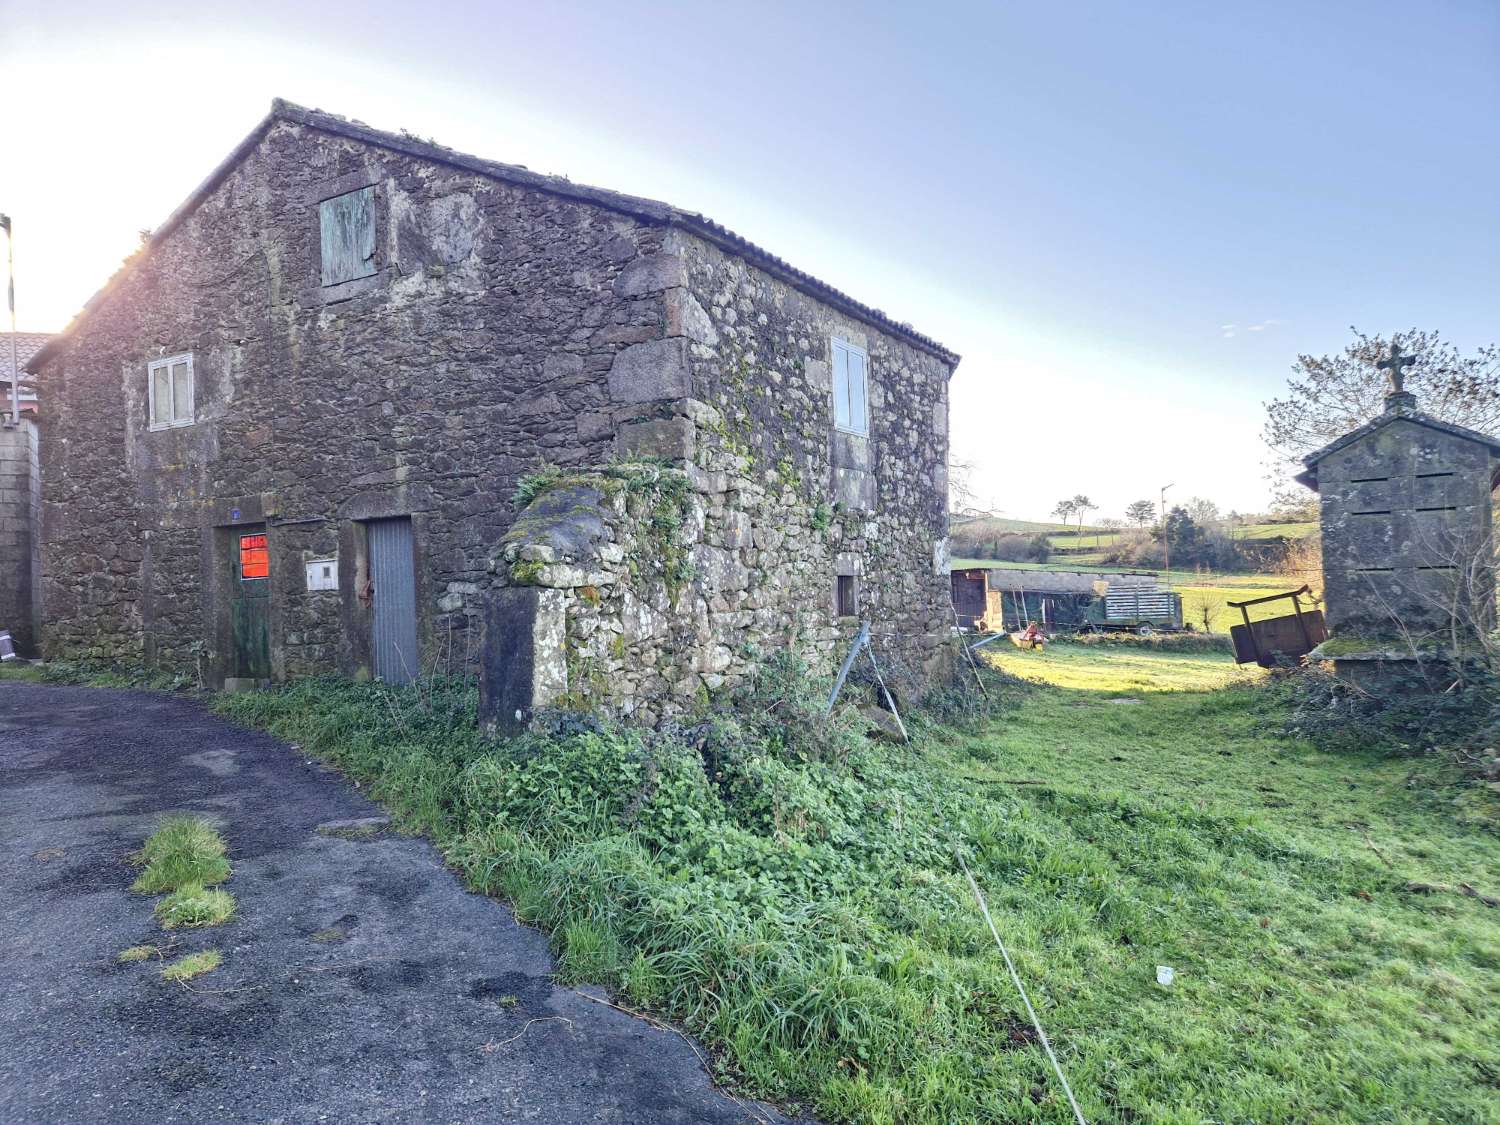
<box><xmin>368</xmin><ymin>517</ymin><xmax>418</xmax><ymax>684</ymax></box>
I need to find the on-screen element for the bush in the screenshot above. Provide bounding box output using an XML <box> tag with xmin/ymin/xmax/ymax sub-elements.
<box><xmin>1277</xmin><ymin>660</ymin><xmax>1500</xmax><ymax>756</ymax></box>
<box><xmin>1058</xmin><ymin>631</ymin><xmax>1232</xmax><ymax>654</ymax></box>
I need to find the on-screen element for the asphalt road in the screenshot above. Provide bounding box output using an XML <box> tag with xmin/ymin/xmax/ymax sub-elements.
<box><xmin>0</xmin><ymin>681</ymin><xmax>790</xmax><ymax>1124</ymax></box>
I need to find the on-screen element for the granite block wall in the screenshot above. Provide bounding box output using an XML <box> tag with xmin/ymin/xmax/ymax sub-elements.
<box><xmin>0</xmin><ymin>420</ymin><xmax>39</xmax><ymax>655</ymax></box>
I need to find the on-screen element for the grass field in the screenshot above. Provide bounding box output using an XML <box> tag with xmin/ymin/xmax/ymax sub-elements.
<box><xmin>205</xmin><ymin>645</ymin><xmax>1500</xmax><ymax>1123</ymax></box>
<box><xmin>947</xmin><ymin>561</ymin><xmax>1314</xmax><ymax>636</ymax></box>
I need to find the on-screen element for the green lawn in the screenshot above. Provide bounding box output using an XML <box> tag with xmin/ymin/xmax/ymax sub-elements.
<box><xmin>967</xmin><ymin>643</ymin><xmax>1500</xmax><ymax>1122</ymax></box>
<box><xmin>204</xmin><ymin>649</ymin><xmax>1500</xmax><ymax>1123</ymax></box>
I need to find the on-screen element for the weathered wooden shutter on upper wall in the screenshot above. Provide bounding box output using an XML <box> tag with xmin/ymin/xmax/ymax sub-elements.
<box><xmin>319</xmin><ymin>186</ymin><xmax>377</xmax><ymax>287</ymax></box>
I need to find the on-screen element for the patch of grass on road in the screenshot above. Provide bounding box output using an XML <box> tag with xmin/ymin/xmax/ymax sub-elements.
<box><xmin>117</xmin><ymin>944</ymin><xmax>158</xmax><ymax>963</ymax></box>
<box><xmin>161</xmin><ymin>949</ymin><xmax>221</xmax><ymax>982</ymax></box>
<box><xmin>216</xmin><ymin>661</ymin><xmax>1500</xmax><ymax>1123</ymax></box>
<box><xmin>155</xmin><ymin>885</ymin><xmax>236</xmax><ymax>929</ymax></box>
<box><xmin>131</xmin><ymin>815</ymin><xmax>231</xmax><ymax>894</ymax></box>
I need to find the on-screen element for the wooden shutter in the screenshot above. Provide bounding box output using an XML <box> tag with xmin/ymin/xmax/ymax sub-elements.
<box><xmin>319</xmin><ymin>186</ymin><xmax>377</xmax><ymax>286</ymax></box>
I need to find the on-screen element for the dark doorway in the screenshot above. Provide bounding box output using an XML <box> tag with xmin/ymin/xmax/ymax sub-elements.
<box><xmin>368</xmin><ymin>516</ymin><xmax>418</xmax><ymax>684</ymax></box>
<box><xmin>230</xmin><ymin>527</ymin><xmax>271</xmax><ymax>679</ymax></box>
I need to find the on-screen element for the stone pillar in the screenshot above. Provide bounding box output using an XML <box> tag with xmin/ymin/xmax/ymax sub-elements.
<box><xmin>0</xmin><ymin>420</ymin><xmax>40</xmax><ymax>656</ymax></box>
<box><xmin>478</xmin><ymin>586</ymin><xmax>567</xmax><ymax>735</ymax></box>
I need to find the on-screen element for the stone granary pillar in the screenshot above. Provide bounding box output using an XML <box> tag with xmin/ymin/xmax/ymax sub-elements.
<box><xmin>1297</xmin><ymin>345</ymin><xmax>1500</xmax><ymax>689</ymax></box>
<box><xmin>0</xmin><ymin>418</ymin><xmax>40</xmax><ymax>656</ymax></box>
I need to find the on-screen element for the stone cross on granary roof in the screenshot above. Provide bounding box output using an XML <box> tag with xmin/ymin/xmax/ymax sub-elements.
<box><xmin>1377</xmin><ymin>342</ymin><xmax>1416</xmax><ymax>395</ymax></box>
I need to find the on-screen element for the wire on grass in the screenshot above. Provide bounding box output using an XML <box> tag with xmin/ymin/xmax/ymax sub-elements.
<box><xmin>960</xmin><ymin>855</ymin><xmax>1088</xmax><ymax>1125</ymax></box>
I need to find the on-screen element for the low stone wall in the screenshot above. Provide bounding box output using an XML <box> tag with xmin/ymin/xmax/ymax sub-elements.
<box><xmin>480</xmin><ymin>451</ymin><xmax>952</xmax><ymax>733</ymax></box>
<box><xmin>0</xmin><ymin>420</ymin><xmax>40</xmax><ymax>655</ymax></box>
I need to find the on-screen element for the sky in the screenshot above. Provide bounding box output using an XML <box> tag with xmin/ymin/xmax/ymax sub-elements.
<box><xmin>3</xmin><ymin>0</ymin><xmax>1497</xmax><ymax>521</ymax></box>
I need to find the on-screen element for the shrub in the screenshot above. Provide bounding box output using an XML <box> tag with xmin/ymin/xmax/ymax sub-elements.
<box><xmin>1059</xmin><ymin>631</ymin><xmax>1232</xmax><ymax>654</ymax></box>
<box><xmin>1278</xmin><ymin>660</ymin><xmax>1500</xmax><ymax>756</ymax></box>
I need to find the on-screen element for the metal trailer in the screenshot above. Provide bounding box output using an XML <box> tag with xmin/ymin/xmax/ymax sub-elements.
<box><xmin>1082</xmin><ymin>589</ymin><xmax>1184</xmax><ymax>635</ymax></box>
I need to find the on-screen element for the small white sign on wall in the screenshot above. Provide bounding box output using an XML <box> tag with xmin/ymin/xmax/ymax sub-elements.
<box><xmin>306</xmin><ymin>558</ymin><xmax>339</xmax><ymax>591</ymax></box>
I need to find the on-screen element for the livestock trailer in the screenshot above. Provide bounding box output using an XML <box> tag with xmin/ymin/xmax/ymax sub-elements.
<box><xmin>1082</xmin><ymin>589</ymin><xmax>1184</xmax><ymax>635</ymax></box>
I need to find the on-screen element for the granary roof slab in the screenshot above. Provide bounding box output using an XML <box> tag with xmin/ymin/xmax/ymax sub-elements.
<box><xmin>1296</xmin><ymin>401</ymin><xmax>1500</xmax><ymax>492</ymax></box>
<box><xmin>28</xmin><ymin>99</ymin><xmax>960</xmax><ymax>375</ymax></box>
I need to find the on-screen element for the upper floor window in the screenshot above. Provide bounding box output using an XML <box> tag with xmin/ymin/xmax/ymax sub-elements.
<box><xmin>148</xmin><ymin>353</ymin><xmax>194</xmax><ymax>429</ymax></box>
<box><xmin>320</xmin><ymin>186</ymin><xmax>377</xmax><ymax>286</ymax></box>
<box><xmin>832</xmin><ymin>338</ymin><xmax>869</xmax><ymax>436</ymax></box>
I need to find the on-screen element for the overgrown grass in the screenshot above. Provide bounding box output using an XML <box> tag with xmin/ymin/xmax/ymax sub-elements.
<box><xmin>131</xmin><ymin>815</ymin><xmax>231</xmax><ymax>894</ymax></box>
<box><xmin>214</xmin><ymin>654</ymin><xmax>1500</xmax><ymax>1123</ymax></box>
<box><xmin>161</xmin><ymin>949</ymin><xmax>221</xmax><ymax>981</ymax></box>
<box><xmin>155</xmin><ymin>885</ymin><xmax>236</xmax><ymax>929</ymax></box>
<box><xmin>0</xmin><ymin>656</ymin><xmax>199</xmax><ymax>690</ymax></box>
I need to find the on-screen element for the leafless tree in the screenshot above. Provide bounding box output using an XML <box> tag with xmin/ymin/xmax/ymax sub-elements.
<box><xmin>1264</xmin><ymin>328</ymin><xmax>1500</xmax><ymax>507</ymax></box>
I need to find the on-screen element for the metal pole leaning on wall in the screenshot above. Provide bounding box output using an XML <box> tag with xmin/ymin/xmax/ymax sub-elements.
<box><xmin>863</xmin><ymin>636</ymin><xmax>909</xmax><ymax>742</ymax></box>
<box><xmin>825</xmin><ymin>621</ymin><xmax>910</xmax><ymax>741</ymax></box>
<box><xmin>826</xmin><ymin>621</ymin><xmax>870</xmax><ymax>715</ymax></box>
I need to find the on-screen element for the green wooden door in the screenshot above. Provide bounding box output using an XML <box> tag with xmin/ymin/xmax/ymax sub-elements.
<box><xmin>231</xmin><ymin>529</ymin><xmax>271</xmax><ymax>679</ymax></box>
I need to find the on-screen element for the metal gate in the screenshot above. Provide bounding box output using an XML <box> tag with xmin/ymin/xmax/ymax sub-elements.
<box><xmin>368</xmin><ymin>517</ymin><xmax>418</xmax><ymax>684</ymax></box>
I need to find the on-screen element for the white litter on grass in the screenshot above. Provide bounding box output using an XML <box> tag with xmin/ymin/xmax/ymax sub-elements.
<box><xmin>1156</xmin><ymin>965</ymin><xmax>1175</xmax><ymax>987</ymax></box>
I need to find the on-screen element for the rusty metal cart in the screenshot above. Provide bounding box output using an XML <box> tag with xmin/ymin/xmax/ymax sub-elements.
<box><xmin>1228</xmin><ymin>585</ymin><xmax>1327</xmax><ymax>667</ymax></box>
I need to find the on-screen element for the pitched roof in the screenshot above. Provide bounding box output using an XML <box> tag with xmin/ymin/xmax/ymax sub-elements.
<box><xmin>1296</xmin><ymin>400</ymin><xmax>1500</xmax><ymax>490</ymax></box>
<box><xmin>0</xmin><ymin>332</ymin><xmax>52</xmax><ymax>384</ymax></box>
<box><xmin>27</xmin><ymin>100</ymin><xmax>960</xmax><ymax>375</ymax></box>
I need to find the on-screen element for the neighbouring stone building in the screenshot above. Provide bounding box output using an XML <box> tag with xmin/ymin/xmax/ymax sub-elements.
<box><xmin>27</xmin><ymin>100</ymin><xmax>959</xmax><ymax>717</ymax></box>
<box><xmin>1298</xmin><ymin>364</ymin><xmax>1500</xmax><ymax>687</ymax></box>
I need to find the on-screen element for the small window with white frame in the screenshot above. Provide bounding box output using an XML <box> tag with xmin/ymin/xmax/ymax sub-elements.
<box><xmin>831</xmin><ymin>338</ymin><xmax>869</xmax><ymax>436</ymax></box>
<box><xmin>148</xmin><ymin>353</ymin><xmax>194</xmax><ymax>429</ymax></box>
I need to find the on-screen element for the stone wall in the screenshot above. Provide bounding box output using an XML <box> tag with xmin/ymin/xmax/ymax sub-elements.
<box><xmin>37</xmin><ymin>118</ymin><xmax>666</xmax><ymax>680</ymax></box>
<box><xmin>481</xmin><ymin>233</ymin><xmax>956</xmax><ymax>729</ymax></box>
<box><xmin>0</xmin><ymin>420</ymin><xmax>40</xmax><ymax>655</ymax></box>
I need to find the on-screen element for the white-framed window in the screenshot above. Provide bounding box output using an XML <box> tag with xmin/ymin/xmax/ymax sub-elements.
<box><xmin>831</xmin><ymin>337</ymin><xmax>869</xmax><ymax>436</ymax></box>
<box><xmin>148</xmin><ymin>353</ymin><xmax>194</xmax><ymax>430</ymax></box>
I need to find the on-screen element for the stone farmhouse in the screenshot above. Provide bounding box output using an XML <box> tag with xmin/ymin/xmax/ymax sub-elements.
<box><xmin>26</xmin><ymin>100</ymin><xmax>958</xmax><ymax>720</ymax></box>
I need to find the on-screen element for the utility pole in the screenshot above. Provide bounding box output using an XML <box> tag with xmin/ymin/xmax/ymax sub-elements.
<box><xmin>2</xmin><ymin>215</ymin><xmax>16</xmax><ymax>424</ymax></box>
<box><xmin>1160</xmin><ymin>483</ymin><xmax>1174</xmax><ymax>589</ymax></box>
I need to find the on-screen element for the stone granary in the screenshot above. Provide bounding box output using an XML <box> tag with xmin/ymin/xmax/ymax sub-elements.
<box><xmin>26</xmin><ymin>100</ymin><xmax>959</xmax><ymax>716</ymax></box>
<box><xmin>1298</xmin><ymin>346</ymin><xmax>1500</xmax><ymax>687</ymax></box>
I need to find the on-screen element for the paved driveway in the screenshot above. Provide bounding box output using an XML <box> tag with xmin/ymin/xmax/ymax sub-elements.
<box><xmin>0</xmin><ymin>682</ymin><xmax>788</xmax><ymax>1124</ymax></box>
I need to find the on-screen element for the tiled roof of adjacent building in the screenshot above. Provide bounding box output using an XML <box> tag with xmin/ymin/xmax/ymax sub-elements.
<box><xmin>0</xmin><ymin>332</ymin><xmax>52</xmax><ymax>383</ymax></box>
<box><xmin>27</xmin><ymin>100</ymin><xmax>960</xmax><ymax>375</ymax></box>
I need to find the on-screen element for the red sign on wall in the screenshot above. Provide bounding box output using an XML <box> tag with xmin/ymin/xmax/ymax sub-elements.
<box><xmin>239</xmin><ymin>534</ymin><xmax>269</xmax><ymax>580</ymax></box>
